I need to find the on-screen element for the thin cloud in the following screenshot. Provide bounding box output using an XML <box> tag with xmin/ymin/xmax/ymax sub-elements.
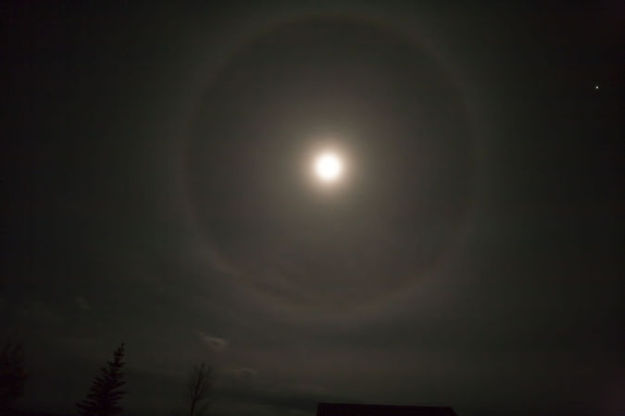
<box><xmin>195</xmin><ymin>330</ymin><xmax>228</xmax><ymax>352</ymax></box>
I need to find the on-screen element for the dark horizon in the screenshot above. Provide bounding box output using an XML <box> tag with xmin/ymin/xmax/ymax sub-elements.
<box><xmin>2</xmin><ymin>2</ymin><xmax>623</xmax><ymax>416</ymax></box>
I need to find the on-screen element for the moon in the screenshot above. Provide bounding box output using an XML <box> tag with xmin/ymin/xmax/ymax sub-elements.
<box><xmin>314</xmin><ymin>152</ymin><xmax>343</xmax><ymax>182</ymax></box>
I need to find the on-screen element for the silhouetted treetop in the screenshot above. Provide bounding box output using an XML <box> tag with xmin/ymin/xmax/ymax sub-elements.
<box><xmin>76</xmin><ymin>343</ymin><xmax>126</xmax><ymax>416</ymax></box>
<box><xmin>0</xmin><ymin>340</ymin><xmax>27</xmax><ymax>414</ymax></box>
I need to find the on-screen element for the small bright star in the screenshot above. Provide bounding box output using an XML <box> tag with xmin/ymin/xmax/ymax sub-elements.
<box><xmin>594</xmin><ymin>84</ymin><xmax>599</xmax><ymax>90</ymax></box>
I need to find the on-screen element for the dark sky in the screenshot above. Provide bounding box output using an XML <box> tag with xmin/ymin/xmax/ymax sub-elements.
<box><xmin>2</xmin><ymin>2</ymin><xmax>623</xmax><ymax>416</ymax></box>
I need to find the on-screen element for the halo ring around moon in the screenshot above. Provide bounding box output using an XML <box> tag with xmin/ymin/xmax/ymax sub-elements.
<box><xmin>179</xmin><ymin>11</ymin><xmax>476</xmax><ymax>320</ymax></box>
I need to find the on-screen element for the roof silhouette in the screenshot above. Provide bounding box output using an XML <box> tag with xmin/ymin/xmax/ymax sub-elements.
<box><xmin>317</xmin><ymin>403</ymin><xmax>458</xmax><ymax>416</ymax></box>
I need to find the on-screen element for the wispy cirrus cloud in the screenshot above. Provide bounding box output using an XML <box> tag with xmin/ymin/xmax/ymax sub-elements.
<box><xmin>195</xmin><ymin>330</ymin><xmax>228</xmax><ymax>352</ymax></box>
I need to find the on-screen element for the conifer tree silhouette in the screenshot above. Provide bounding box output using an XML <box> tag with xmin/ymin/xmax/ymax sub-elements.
<box><xmin>0</xmin><ymin>340</ymin><xmax>27</xmax><ymax>414</ymax></box>
<box><xmin>76</xmin><ymin>343</ymin><xmax>126</xmax><ymax>416</ymax></box>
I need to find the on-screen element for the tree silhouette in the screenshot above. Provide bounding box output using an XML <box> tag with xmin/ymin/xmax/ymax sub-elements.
<box><xmin>188</xmin><ymin>362</ymin><xmax>212</xmax><ymax>416</ymax></box>
<box><xmin>0</xmin><ymin>340</ymin><xmax>27</xmax><ymax>414</ymax></box>
<box><xmin>76</xmin><ymin>343</ymin><xmax>126</xmax><ymax>416</ymax></box>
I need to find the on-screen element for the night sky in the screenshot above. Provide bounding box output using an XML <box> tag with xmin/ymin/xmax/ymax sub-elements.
<box><xmin>2</xmin><ymin>2</ymin><xmax>624</xmax><ymax>416</ymax></box>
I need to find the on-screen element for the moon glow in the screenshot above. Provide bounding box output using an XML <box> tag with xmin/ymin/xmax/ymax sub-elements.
<box><xmin>314</xmin><ymin>152</ymin><xmax>343</xmax><ymax>182</ymax></box>
<box><xmin>184</xmin><ymin>16</ymin><xmax>474</xmax><ymax>318</ymax></box>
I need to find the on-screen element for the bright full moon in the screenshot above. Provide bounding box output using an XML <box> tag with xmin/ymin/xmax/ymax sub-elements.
<box><xmin>314</xmin><ymin>153</ymin><xmax>343</xmax><ymax>182</ymax></box>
